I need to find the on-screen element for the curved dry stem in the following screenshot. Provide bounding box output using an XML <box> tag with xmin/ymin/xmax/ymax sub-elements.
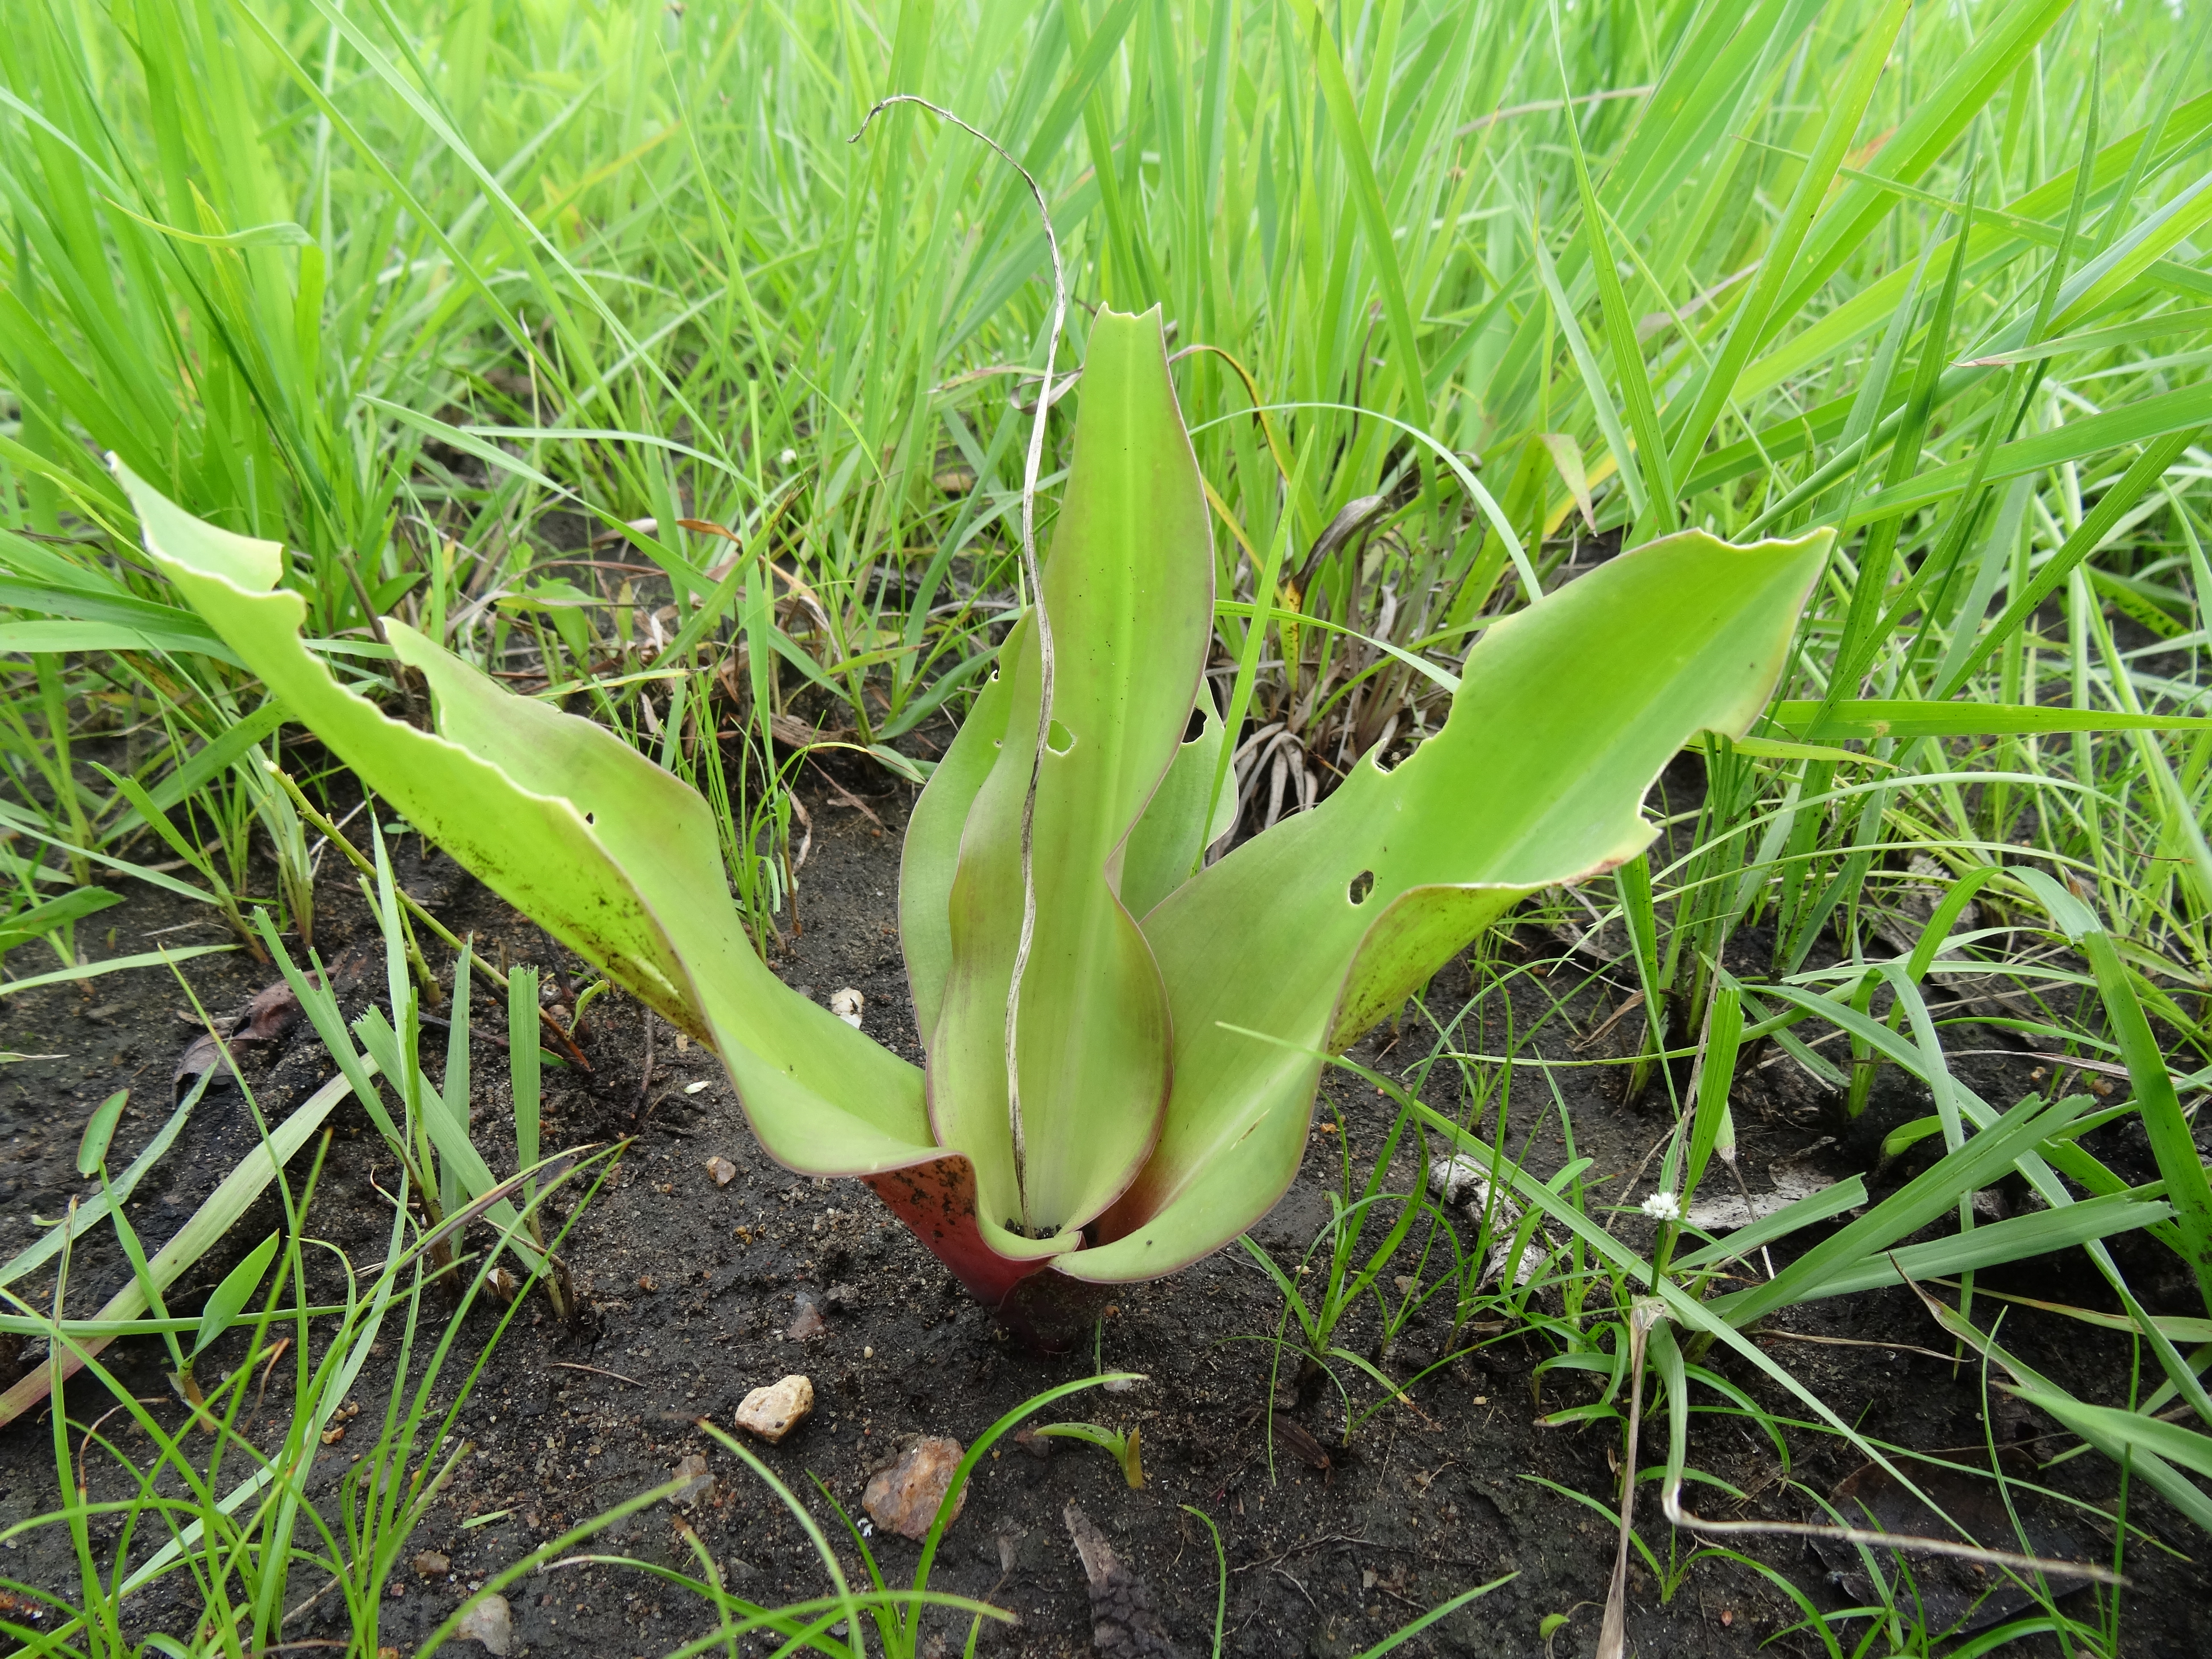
<box><xmin>1659</xmin><ymin>1482</ymin><xmax>2126</xmax><ymax>1587</ymax></box>
<box><xmin>851</xmin><ymin>93</ymin><xmax>1068</xmax><ymax>1230</ymax></box>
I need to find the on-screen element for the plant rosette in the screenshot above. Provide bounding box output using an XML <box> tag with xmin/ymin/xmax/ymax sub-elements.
<box><xmin>117</xmin><ymin>306</ymin><xmax>1825</xmax><ymax>1349</ymax></box>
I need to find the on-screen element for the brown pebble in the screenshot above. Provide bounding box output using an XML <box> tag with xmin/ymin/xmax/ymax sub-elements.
<box><xmin>412</xmin><ymin>1551</ymin><xmax>450</xmax><ymax>1580</ymax></box>
<box><xmin>863</xmin><ymin>1436</ymin><xmax>966</xmax><ymax>1540</ymax></box>
<box><xmin>669</xmin><ymin>1451</ymin><xmax>713</xmax><ymax>1507</ymax></box>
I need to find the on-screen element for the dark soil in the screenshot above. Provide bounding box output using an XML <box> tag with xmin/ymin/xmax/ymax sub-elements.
<box><xmin>1</xmin><ymin>764</ymin><xmax>2207</xmax><ymax>1659</ymax></box>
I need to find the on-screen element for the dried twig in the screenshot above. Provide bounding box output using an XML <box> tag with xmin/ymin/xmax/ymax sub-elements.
<box><xmin>851</xmin><ymin>94</ymin><xmax>1066</xmax><ymax>1229</ymax></box>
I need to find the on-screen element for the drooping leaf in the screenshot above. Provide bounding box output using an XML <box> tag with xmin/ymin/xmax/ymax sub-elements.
<box><xmin>111</xmin><ymin>456</ymin><xmax>933</xmax><ymax>1181</ymax></box>
<box><xmin>0</xmin><ymin>887</ymin><xmax>123</xmax><ymax>956</ymax></box>
<box><xmin>1074</xmin><ymin>528</ymin><xmax>1831</xmax><ymax>1281</ymax></box>
<box><xmin>2009</xmin><ymin>1384</ymin><xmax>2212</xmax><ymax>1482</ymax></box>
<box><xmin>1772</xmin><ymin>697</ymin><xmax>2212</xmax><ymax>741</ymax></box>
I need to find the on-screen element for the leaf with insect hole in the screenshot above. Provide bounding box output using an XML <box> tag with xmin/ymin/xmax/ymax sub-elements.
<box><xmin>123</xmin><ymin>311</ymin><xmax>1825</xmax><ymax>1344</ymax></box>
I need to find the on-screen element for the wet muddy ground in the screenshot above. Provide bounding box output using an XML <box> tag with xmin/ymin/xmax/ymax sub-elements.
<box><xmin>1</xmin><ymin>761</ymin><xmax>2206</xmax><ymax>1658</ymax></box>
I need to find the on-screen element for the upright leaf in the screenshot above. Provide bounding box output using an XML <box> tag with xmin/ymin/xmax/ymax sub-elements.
<box><xmin>929</xmin><ymin>305</ymin><xmax>1213</xmax><ymax>1239</ymax></box>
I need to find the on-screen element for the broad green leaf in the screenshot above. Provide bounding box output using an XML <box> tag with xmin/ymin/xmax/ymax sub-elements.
<box><xmin>188</xmin><ymin>1231</ymin><xmax>280</xmax><ymax>1359</ymax></box>
<box><xmin>111</xmin><ymin>456</ymin><xmax>932</xmax><ymax>1180</ymax></box>
<box><xmin>1073</xmin><ymin>527</ymin><xmax>1829</xmax><ymax>1281</ymax></box>
<box><xmin>900</xmin><ymin>618</ymin><xmax>1023</xmax><ymax>1040</ymax></box>
<box><xmin>1120</xmin><ymin>701</ymin><xmax>1231</xmax><ymax>920</ymax></box>
<box><xmin>2010</xmin><ymin>1385</ymin><xmax>2212</xmax><ymax>1481</ymax></box>
<box><xmin>1771</xmin><ymin>698</ymin><xmax>2212</xmax><ymax>740</ymax></box>
<box><xmin>75</xmin><ymin>1089</ymin><xmax>127</xmax><ymax>1177</ymax></box>
<box><xmin>0</xmin><ymin>887</ymin><xmax>122</xmax><ymax>955</ymax></box>
<box><xmin>931</xmin><ymin>305</ymin><xmax>1213</xmax><ymax>1238</ymax></box>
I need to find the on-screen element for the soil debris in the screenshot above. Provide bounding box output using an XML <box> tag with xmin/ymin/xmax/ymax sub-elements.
<box><xmin>1429</xmin><ymin>1155</ymin><xmax>1553</xmax><ymax>1286</ymax></box>
<box><xmin>786</xmin><ymin>1292</ymin><xmax>827</xmax><ymax>1339</ymax></box>
<box><xmin>173</xmin><ymin>976</ymin><xmax>303</xmax><ymax>1089</ymax></box>
<box><xmin>1064</xmin><ymin>1499</ymin><xmax>1179</xmax><ymax>1657</ymax></box>
<box><xmin>1686</xmin><ymin>1144</ymin><xmax>1841</xmax><ymax>1233</ymax></box>
<box><xmin>670</xmin><ymin>1451</ymin><xmax>713</xmax><ymax>1507</ymax></box>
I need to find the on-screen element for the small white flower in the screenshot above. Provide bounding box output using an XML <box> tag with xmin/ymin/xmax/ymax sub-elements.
<box><xmin>1639</xmin><ymin>1190</ymin><xmax>1682</xmax><ymax>1223</ymax></box>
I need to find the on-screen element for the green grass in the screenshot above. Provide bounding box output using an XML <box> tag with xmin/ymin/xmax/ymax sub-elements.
<box><xmin>4</xmin><ymin>0</ymin><xmax>2212</xmax><ymax>1653</ymax></box>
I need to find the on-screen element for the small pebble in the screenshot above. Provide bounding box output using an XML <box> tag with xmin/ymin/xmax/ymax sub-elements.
<box><xmin>455</xmin><ymin>1592</ymin><xmax>512</xmax><ymax>1656</ymax></box>
<box><xmin>412</xmin><ymin>1551</ymin><xmax>450</xmax><ymax>1580</ymax></box>
<box><xmin>705</xmin><ymin>1155</ymin><xmax>738</xmax><ymax>1187</ymax></box>
<box><xmin>735</xmin><ymin>1374</ymin><xmax>814</xmax><ymax>1443</ymax></box>
<box><xmin>669</xmin><ymin>1452</ymin><xmax>713</xmax><ymax>1507</ymax></box>
<box><xmin>829</xmin><ymin>987</ymin><xmax>864</xmax><ymax>1028</ymax></box>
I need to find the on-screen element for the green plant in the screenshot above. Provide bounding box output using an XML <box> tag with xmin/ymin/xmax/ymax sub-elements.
<box><xmin>259</xmin><ymin>829</ymin><xmax>577</xmax><ymax>1318</ymax></box>
<box><xmin>0</xmin><ymin>911</ymin><xmax>615</xmax><ymax>1654</ymax></box>
<box><xmin>1029</xmin><ymin>1419</ymin><xmax>1147</xmax><ymax>1489</ymax></box>
<box><xmin>114</xmin><ymin>307</ymin><xmax>1827</xmax><ymax>1342</ymax></box>
<box><xmin>3</xmin><ymin>0</ymin><xmax>2208</xmax><ymax>1650</ymax></box>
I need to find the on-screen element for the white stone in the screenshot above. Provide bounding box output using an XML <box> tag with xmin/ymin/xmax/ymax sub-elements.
<box><xmin>735</xmin><ymin>1374</ymin><xmax>814</xmax><ymax>1443</ymax></box>
<box><xmin>455</xmin><ymin>1593</ymin><xmax>512</xmax><ymax>1656</ymax></box>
